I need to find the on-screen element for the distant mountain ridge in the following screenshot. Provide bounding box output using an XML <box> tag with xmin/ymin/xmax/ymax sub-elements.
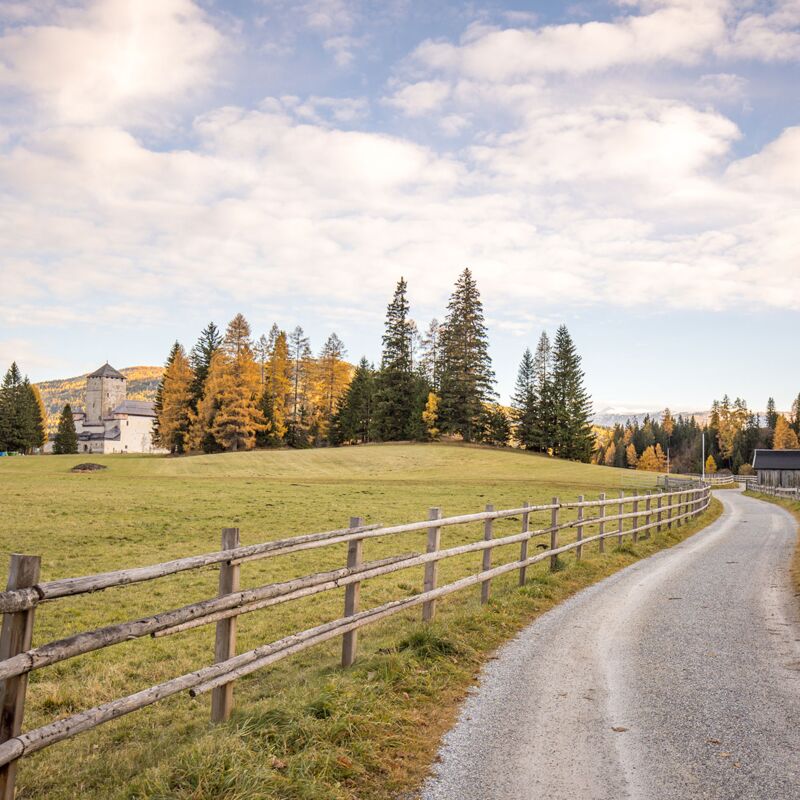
<box><xmin>592</xmin><ymin>408</ymin><xmax>708</xmax><ymax>428</ymax></box>
<box><xmin>36</xmin><ymin>366</ymin><xmax>162</xmax><ymax>431</ymax></box>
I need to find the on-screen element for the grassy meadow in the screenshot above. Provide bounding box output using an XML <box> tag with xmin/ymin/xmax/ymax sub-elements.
<box><xmin>0</xmin><ymin>443</ymin><xmax>721</xmax><ymax>799</ymax></box>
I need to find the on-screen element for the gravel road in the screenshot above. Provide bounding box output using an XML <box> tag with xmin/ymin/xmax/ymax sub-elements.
<box><xmin>420</xmin><ymin>489</ymin><xmax>800</xmax><ymax>800</ymax></box>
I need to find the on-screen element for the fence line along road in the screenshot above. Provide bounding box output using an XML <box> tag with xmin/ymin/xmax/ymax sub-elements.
<box><xmin>0</xmin><ymin>483</ymin><xmax>711</xmax><ymax>796</ymax></box>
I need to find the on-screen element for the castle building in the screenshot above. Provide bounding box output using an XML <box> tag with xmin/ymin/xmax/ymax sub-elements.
<box><xmin>71</xmin><ymin>364</ymin><xmax>166</xmax><ymax>454</ymax></box>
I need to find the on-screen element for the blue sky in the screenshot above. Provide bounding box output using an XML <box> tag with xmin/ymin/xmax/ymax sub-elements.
<box><xmin>1</xmin><ymin>0</ymin><xmax>799</xmax><ymax>413</ymax></box>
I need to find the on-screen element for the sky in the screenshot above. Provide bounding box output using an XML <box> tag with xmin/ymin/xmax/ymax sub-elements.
<box><xmin>1</xmin><ymin>0</ymin><xmax>799</xmax><ymax>413</ymax></box>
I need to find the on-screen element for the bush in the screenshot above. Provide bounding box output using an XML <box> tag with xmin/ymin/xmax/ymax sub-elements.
<box><xmin>738</xmin><ymin>463</ymin><xmax>755</xmax><ymax>476</ymax></box>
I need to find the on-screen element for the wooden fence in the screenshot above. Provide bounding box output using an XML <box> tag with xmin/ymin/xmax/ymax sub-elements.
<box><xmin>0</xmin><ymin>483</ymin><xmax>711</xmax><ymax>796</ymax></box>
<box><xmin>743</xmin><ymin>481</ymin><xmax>800</xmax><ymax>499</ymax></box>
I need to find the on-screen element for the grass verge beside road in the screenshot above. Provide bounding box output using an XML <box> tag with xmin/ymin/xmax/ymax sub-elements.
<box><xmin>0</xmin><ymin>445</ymin><xmax>721</xmax><ymax>799</ymax></box>
<box><xmin>744</xmin><ymin>490</ymin><xmax>800</xmax><ymax>598</ymax></box>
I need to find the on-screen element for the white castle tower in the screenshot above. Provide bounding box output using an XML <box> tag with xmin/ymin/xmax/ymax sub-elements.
<box><xmin>84</xmin><ymin>363</ymin><xmax>127</xmax><ymax>425</ymax></box>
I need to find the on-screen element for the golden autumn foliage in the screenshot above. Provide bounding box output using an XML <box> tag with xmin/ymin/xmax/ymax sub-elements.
<box><xmin>637</xmin><ymin>444</ymin><xmax>666</xmax><ymax>472</ymax></box>
<box><xmin>705</xmin><ymin>454</ymin><xmax>718</xmax><ymax>474</ymax></box>
<box><xmin>603</xmin><ymin>441</ymin><xmax>616</xmax><ymax>466</ymax></box>
<box><xmin>626</xmin><ymin>442</ymin><xmax>638</xmax><ymax>467</ymax></box>
<box><xmin>422</xmin><ymin>392</ymin><xmax>439</xmax><ymax>440</ymax></box>
<box><xmin>155</xmin><ymin>344</ymin><xmax>193</xmax><ymax>453</ymax></box>
<box><xmin>773</xmin><ymin>415</ymin><xmax>800</xmax><ymax>449</ymax></box>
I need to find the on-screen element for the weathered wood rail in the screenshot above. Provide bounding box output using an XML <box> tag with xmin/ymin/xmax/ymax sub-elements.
<box><xmin>0</xmin><ymin>484</ymin><xmax>711</xmax><ymax>794</ymax></box>
<box><xmin>743</xmin><ymin>481</ymin><xmax>800</xmax><ymax>499</ymax></box>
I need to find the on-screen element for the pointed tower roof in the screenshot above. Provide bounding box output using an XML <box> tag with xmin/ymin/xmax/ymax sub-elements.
<box><xmin>88</xmin><ymin>363</ymin><xmax>126</xmax><ymax>380</ymax></box>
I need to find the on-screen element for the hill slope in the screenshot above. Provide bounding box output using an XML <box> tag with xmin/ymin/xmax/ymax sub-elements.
<box><xmin>36</xmin><ymin>366</ymin><xmax>162</xmax><ymax>429</ymax></box>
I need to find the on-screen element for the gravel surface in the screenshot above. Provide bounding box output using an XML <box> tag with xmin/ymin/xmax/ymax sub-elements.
<box><xmin>420</xmin><ymin>490</ymin><xmax>800</xmax><ymax>800</ymax></box>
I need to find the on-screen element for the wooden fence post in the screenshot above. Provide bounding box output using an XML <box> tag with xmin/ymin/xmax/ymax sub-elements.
<box><xmin>631</xmin><ymin>499</ymin><xmax>639</xmax><ymax>544</ymax></box>
<box><xmin>575</xmin><ymin>496</ymin><xmax>584</xmax><ymax>560</ymax></box>
<box><xmin>481</xmin><ymin>504</ymin><xmax>494</xmax><ymax>605</ymax></box>
<box><xmin>211</xmin><ymin>528</ymin><xmax>240</xmax><ymax>723</ymax></box>
<box><xmin>668</xmin><ymin>491</ymin><xmax>674</xmax><ymax>530</ymax></box>
<box><xmin>618</xmin><ymin>491</ymin><xmax>625</xmax><ymax>546</ymax></box>
<box><xmin>0</xmin><ymin>554</ymin><xmax>41</xmax><ymax>800</ymax></box>
<box><xmin>422</xmin><ymin>508</ymin><xmax>442</xmax><ymax>622</ymax></box>
<box><xmin>518</xmin><ymin>502</ymin><xmax>530</xmax><ymax>586</ymax></box>
<box><xmin>550</xmin><ymin>498</ymin><xmax>559</xmax><ymax>572</ymax></box>
<box><xmin>598</xmin><ymin>493</ymin><xmax>606</xmax><ymax>554</ymax></box>
<box><xmin>656</xmin><ymin>494</ymin><xmax>663</xmax><ymax>533</ymax></box>
<box><xmin>341</xmin><ymin>517</ymin><xmax>364</xmax><ymax>667</ymax></box>
<box><xmin>644</xmin><ymin>493</ymin><xmax>652</xmax><ymax>539</ymax></box>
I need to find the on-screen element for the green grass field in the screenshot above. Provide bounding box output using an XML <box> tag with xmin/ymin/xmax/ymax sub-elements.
<box><xmin>0</xmin><ymin>444</ymin><xmax>719</xmax><ymax>799</ymax></box>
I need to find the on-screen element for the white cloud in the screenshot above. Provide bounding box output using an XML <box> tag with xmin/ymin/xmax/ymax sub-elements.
<box><xmin>0</xmin><ymin>0</ymin><xmax>223</xmax><ymax>126</ymax></box>
<box><xmin>384</xmin><ymin>80</ymin><xmax>451</xmax><ymax>116</ymax></box>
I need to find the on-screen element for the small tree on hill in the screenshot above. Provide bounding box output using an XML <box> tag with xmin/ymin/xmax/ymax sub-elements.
<box><xmin>53</xmin><ymin>404</ymin><xmax>78</xmax><ymax>454</ymax></box>
<box><xmin>626</xmin><ymin>443</ymin><xmax>638</xmax><ymax>468</ymax></box>
<box><xmin>705</xmin><ymin>454</ymin><xmax>717</xmax><ymax>474</ymax></box>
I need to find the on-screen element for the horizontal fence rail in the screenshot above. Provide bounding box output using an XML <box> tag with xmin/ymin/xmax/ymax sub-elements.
<box><xmin>743</xmin><ymin>481</ymin><xmax>800</xmax><ymax>499</ymax></box>
<box><xmin>0</xmin><ymin>483</ymin><xmax>711</xmax><ymax>791</ymax></box>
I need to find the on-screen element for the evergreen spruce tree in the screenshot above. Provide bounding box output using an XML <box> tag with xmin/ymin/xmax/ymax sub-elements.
<box><xmin>0</xmin><ymin>363</ymin><xmax>25</xmax><ymax>452</ymax></box>
<box><xmin>438</xmin><ymin>269</ymin><xmax>496</xmax><ymax>442</ymax></box>
<box><xmin>331</xmin><ymin>358</ymin><xmax>375</xmax><ymax>445</ymax></box>
<box><xmin>530</xmin><ymin>332</ymin><xmax>553</xmax><ymax>452</ymax></box>
<box><xmin>766</xmin><ymin>397</ymin><xmax>778</xmax><ymax>431</ymax></box>
<box><xmin>511</xmin><ymin>348</ymin><xmax>537</xmax><ymax>449</ymax></box>
<box><xmin>53</xmin><ymin>404</ymin><xmax>78</xmax><ymax>454</ymax></box>
<box><xmin>21</xmin><ymin>380</ymin><xmax>46</xmax><ymax>452</ymax></box>
<box><xmin>255</xmin><ymin>387</ymin><xmax>282</xmax><ymax>448</ymax></box>
<box><xmin>550</xmin><ymin>325</ymin><xmax>593</xmax><ymax>462</ymax></box>
<box><xmin>374</xmin><ymin>278</ymin><xmax>417</xmax><ymax>441</ymax></box>
<box><xmin>482</xmin><ymin>404</ymin><xmax>511</xmax><ymax>447</ymax></box>
<box><xmin>189</xmin><ymin>322</ymin><xmax>222</xmax><ymax>410</ymax></box>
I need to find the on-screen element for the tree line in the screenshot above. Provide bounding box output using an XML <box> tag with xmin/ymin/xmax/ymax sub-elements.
<box><xmin>0</xmin><ymin>363</ymin><xmax>47</xmax><ymax>453</ymax></box>
<box><xmin>152</xmin><ymin>268</ymin><xmax>595</xmax><ymax>460</ymax></box>
<box><xmin>153</xmin><ymin>314</ymin><xmax>351</xmax><ymax>453</ymax></box>
<box><xmin>594</xmin><ymin>393</ymin><xmax>800</xmax><ymax>474</ymax></box>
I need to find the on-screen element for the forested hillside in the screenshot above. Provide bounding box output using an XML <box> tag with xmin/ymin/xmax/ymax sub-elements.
<box><xmin>35</xmin><ymin>366</ymin><xmax>162</xmax><ymax>431</ymax></box>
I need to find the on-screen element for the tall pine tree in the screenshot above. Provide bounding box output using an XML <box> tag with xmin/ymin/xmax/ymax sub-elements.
<box><xmin>512</xmin><ymin>348</ymin><xmax>537</xmax><ymax>449</ymax></box>
<box><xmin>550</xmin><ymin>325</ymin><xmax>594</xmax><ymax>462</ymax></box>
<box><xmin>438</xmin><ymin>269</ymin><xmax>496</xmax><ymax>442</ymax></box>
<box><xmin>189</xmin><ymin>323</ymin><xmax>222</xmax><ymax>411</ymax></box>
<box><xmin>374</xmin><ymin>278</ymin><xmax>418</xmax><ymax>441</ymax></box>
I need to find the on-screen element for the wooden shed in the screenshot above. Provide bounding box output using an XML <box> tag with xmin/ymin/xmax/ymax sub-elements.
<box><xmin>752</xmin><ymin>449</ymin><xmax>800</xmax><ymax>488</ymax></box>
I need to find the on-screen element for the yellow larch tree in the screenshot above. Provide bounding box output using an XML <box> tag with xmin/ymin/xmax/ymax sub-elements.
<box><xmin>156</xmin><ymin>343</ymin><xmax>193</xmax><ymax>453</ymax></box>
<box><xmin>705</xmin><ymin>454</ymin><xmax>717</xmax><ymax>474</ymax></box>
<box><xmin>210</xmin><ymin>315</ymin><xmax>268</xmax><ymax>452</ymax></box>
<box><xmin>603</xmin><ymin>440</ymin><xmax>616</xmax><ymax>466</ymax></box>
<box><xmin>314</xmin><ymin>333</ymin><xmax>351</xmax><ymax>443</ymax></box>
<box><xmin>626</xmin><ymin>442</ymin><xmax>638</xmax><ymax>468</ymax></box>
<box><xmin>637</xmin><ymin>445</ymin><xmax>659</xmax><ymax>471</ymax></box>
<box><xmin>188</xmin><ymin>350</ymin><xmax>227</xmax><ymax>452</ymax></box>
<box><xmin>773</xmin><ymin>415</ymin><xmax>800</xmax><ymax>449</ymax></box>
<box><xmin>422</xmin><ymin>391</ymin><xmax>439</xmax><ymax>440</ymax></box>
<box><xmin>267</xmin><ymin>329</ymin><xmax>292</xmax><ymax>442</ymax></box>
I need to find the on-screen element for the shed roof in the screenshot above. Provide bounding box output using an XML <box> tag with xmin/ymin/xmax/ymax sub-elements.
<box><xmin>752</xmin><ymin>449</ymin><xmax>800</xmax><ymax>470</ymax></box>
<box><xmin>88</xmin><ymin>363</ymin><xmax>126</xmax><ymax>380</ymax></box>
